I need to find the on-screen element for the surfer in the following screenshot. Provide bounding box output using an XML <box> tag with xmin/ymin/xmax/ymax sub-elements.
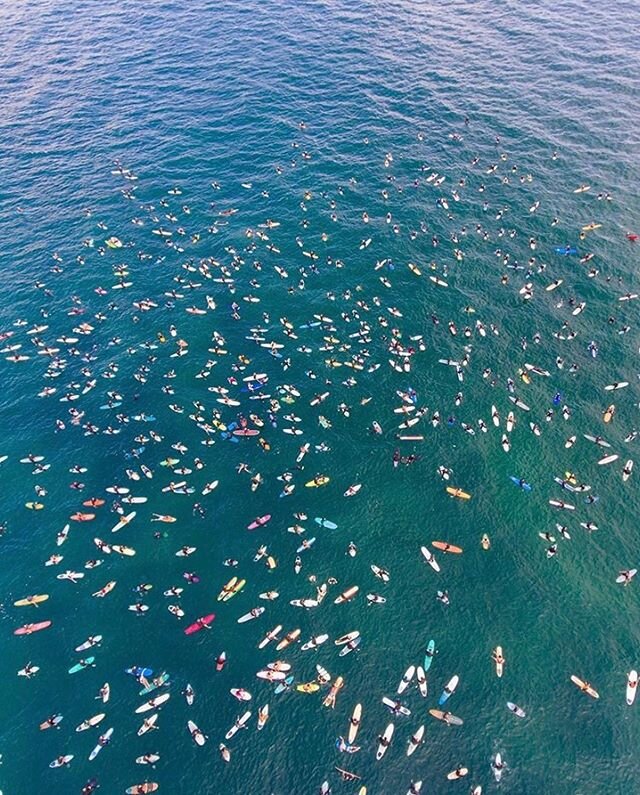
<box><xmin>142</xmin><ymin>716</ymin><xmax>159</xmax><ymax>733</ymax></box>
<box><xmin>492</xmin><ymin>648</ymin><xmax>505</xmax><ymax>667</ymax></box>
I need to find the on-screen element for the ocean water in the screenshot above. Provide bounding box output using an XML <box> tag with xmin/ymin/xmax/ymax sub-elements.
<box><xmin>1</xmin><ymin>1</ymin><xmax>640</xmax><ymax>793</ymax></box>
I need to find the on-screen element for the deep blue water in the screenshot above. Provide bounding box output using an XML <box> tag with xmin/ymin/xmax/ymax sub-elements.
<box><xmin>1</xmin><ymin>1</ymin><xmax>640</xmax><ymax>793</ymax></box>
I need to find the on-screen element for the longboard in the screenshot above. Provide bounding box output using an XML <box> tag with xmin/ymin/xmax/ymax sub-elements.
<box><xmin>571</xmin><ymin>675</ymin><xmax>599</xmax><ymax>698</ymax></box>
<box><xmin>432</xmin><ymin>541</ymin><xmax>463</xmax><ymax>554</ymax></box>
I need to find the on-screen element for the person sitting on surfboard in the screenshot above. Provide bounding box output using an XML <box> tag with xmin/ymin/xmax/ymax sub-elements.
<box><xmin>492</xmin><ymin>649</ymin><xmax>505</xmax><ymax>666</ymax></box>
<box><xmin>386</xmin><ymin>700</ymin><xmax>404</xmax><ymax>716</ymax></box>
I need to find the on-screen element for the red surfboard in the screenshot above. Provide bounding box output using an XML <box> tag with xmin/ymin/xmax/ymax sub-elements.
<box><xmin>184</xmin><ymin>614</ymin><xmax>215</xmax><ymax>635</ymax></box>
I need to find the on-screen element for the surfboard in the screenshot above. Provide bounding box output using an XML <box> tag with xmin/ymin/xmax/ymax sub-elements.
<box><xmin>382</xmin><ymin>695</ymin><xmax>410</xmax><ymax>715</ymax></box>
<box><xmin>446</xmin><ymin>486</ymin><xmax>471</xmax><ymax>500</ymax></box>
<box><xmin>135</xmin><ymin>754</ymin><xmax>160</xmax><ymax>765</ymax></box>
<box><xmin>276</xmin><ymin>629</ymin><xmax>300</xmax><ymax>651</ymax></box>
<box><xmin>187</xmin><ymin>719</ymin><xmax>207</xmax><ymax>745</ymax></box>
<box><xmin>14</xmin><ymin>594</ymin><xmax>49</xmax><ymax>607</ymax></box>
<box><xmin>92</xmin><ymin>581</ymin><xmax>117</xmax><ymax>597</ymax></box>
<box><xmin>627</xmin><ymin>670</ymin><xmax>638</xmax><ymax>705</ymax></box>
<box><xmin>420</xmin><ymin>546</ymin><xmax>440</xmax><ymax>572</ymax></box>
<box><xmin>429</xmin><ymin>708</ymin><xmax>463</xmax><ymax>725</ymax></box>
<box><xmin>315</xmin><ymin>517</ymin><xmax>338</xmax><ymax>529</ymax></box>
<box><xmin>333</xmin><ymin>629</ymin><xmax>360</xmax><ymax>646</ymax></box>
<box><xmin>237</xmin><ymin>607</ymin><xmax>265</xmax><ymax>623</ymax></box>
<box><xmin>432</xmin><ymin>541</ymin><xmax>463</xmax><ymax>554</ymax></box>
<box><xmin>424</xmin><ymin>640</ymin><xmax>436</xmax><ymax>671</ymax></box>
<box><xmin>507</xmin><ymin>701</ymin><xmax>526</xmax><ymax>717</ymax></box>
<box><xmin>305</xmin><ymin>476</ymin><xmax>330</xmax><ymax>488</ymax></box>
<box><xmin>225</xmin><ymin>710</ymin><xmax>252</xmax><ymax>739</ymax></box>
<box><xmin>407</xmin><ymin>724</ymin><xmax>424</xmax><ymax>756</ymax></box>
<box><xmin>447</xmin><ymin>767</ymin><xmax>468</xmax><ymax>780</ymax></box>
<box><xmin>135</xmin><ymin>693</ymin><xmax>170</xmax><ymax>713</ymax></box>
<box><xmin>257</xmin><ymin>669</ymin><xmax>286</xmax><ymax>682</ymax></box>
<box><xmin>376</xmin><ymin>723</ymin><xmax>394</xmax><ymax>760</ymax></box>
<box><xmin>258</xmin><ymin>625</ymin><xmax>282</xmax><ymax>650</ymax></box>
<box><xmin>184</xmin><ymin>613</ymin><xmax>215</xmax><ymax>634</ymax></box>
<box><xmin>49</xmin><ymin>755</ymin><xmax>74</xmax><ymax>768</ymax></box>
<box><xmin>89</xmin><ymin>727</ymin><xmax>113</xmax><ymax>760</ymax></box>
<box><xmin>111</xmin><ymin>511</ymin><xmax>136</xmax><ymax>533</ymax></box>
<box><xmin>416</xmin><ymin>665</ymin><xmax>427</xmax><ymax>697</ymax></box>
<box><xmin>247</xmin><ymin>514</ymin><xmax>271</xmax><ymax>530</ymax></box>
<box><xmin>509</xmin><ymin>475</ymin><xmax>532</xmax><ymax>491</ymax></box>
<box><xmin>41</xmin><ymin>715</ymin><xmax>64</xmax><ymax>730</ymax></box>
<box><xmin>334</xmin><ymin>585</ymin><xmax>359</xmax><ymax>604</ymax></box>
<box><xmin>397</xmin><ymin>665</ymin><xmax>416</xmax><ymax>695</ymax></box>
<box><xmin>112</xmin><ymin>545</ymin><xmax>135</xmax><ymax>556</ymax></box>
<box><xmin>438</xmin><ymin>674</ymin><xmax>459</xmax><ymax>705</ymax></box>
<box><xmin>218</xmin><ymin>577</ymin><xmax>237</xmax><ymax>601</ymax></box>
<box><xmin>348</xmin><ymin>703</ymin><xmax>362</xmax><ymax>743</ymax></box>
<box><xmin>126</xmin><ymin>784</ymin><xmax>159</xmax><ymax>795</ymax></box>
<box><xmin>69</xmin><ymin>657</ymin><xmax>95</xmax><ymax>674</ymax></box>
<box><xmin>14</xmin><ymin>620</ymin><xmax>52</xmax><ymax>635</ymax></box>
<box><xmin>139</xmin><ymin>672</ymin><xmax>170</xmax><ymax>695</ymax></box>
<box><xmin>371</xmin><ymin>564</ymin><xmax>390</xmax><ymax>582</ymax></box>
<box><xmin>296</xmin><ymin>682</ymin><xmax>320</xmax><ymax>693</ymax></box>
<box><xmin>570</xmin><ymin>675</ymin><xmax>599</xmax><ymax>698</ymax></box>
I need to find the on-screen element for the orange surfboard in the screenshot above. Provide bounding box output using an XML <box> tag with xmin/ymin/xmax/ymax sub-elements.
<box><xmin>432</xmin><ymin>541</ymin><xmax>463</xmax><ymax>554</ymax></box>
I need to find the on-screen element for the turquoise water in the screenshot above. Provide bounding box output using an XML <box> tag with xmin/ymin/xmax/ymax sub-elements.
<box><xmin>1</xmin><ymin>1</ymin><xmax>640</xmax><ymax>793</ymax></box>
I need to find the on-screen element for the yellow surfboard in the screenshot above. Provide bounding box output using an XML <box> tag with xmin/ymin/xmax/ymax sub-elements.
<box><xmin>14</xmin><ymin>594</ymin><xmax>49</xmax><ymax>607</ymax></box>
<box><xmin>446</xmin><ymin>486</ymin><xmax>471</xmax><ymax>500</ymax></box>
<box><xmin>305</xmin><ymin>476</ymin><xmax>330</xmax><ymax>488</ymax></box>
<box><xmin>296</xmin><ymin>682</ymin><xmax>320</xmax><ymax>693</ymax></box>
